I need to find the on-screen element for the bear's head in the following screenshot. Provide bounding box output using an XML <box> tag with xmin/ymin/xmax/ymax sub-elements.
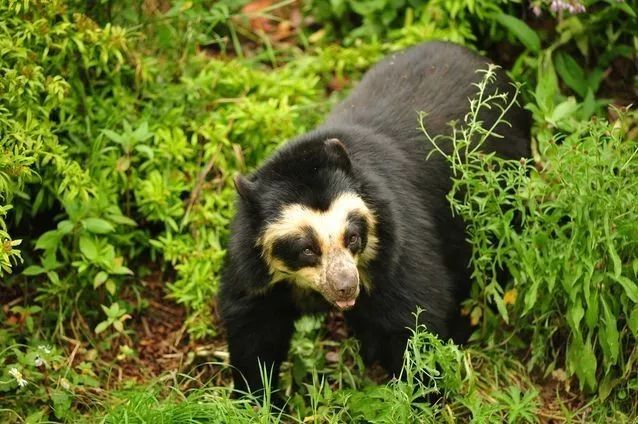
<box><xmin>233</xmin><ymin>136</ymin><xmax>378</xmax><ymax>310</ymax></box>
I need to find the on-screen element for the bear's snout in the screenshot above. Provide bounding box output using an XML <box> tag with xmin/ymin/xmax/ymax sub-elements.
<box><xmin>332</xmin><ymin>268</ymin><xmax>358</xmax><ymax>298</ymax></box>
<box><xmin>325</xmin><ymin>252</ymin><xmax>360</xmax><ymax>310</ymax></box>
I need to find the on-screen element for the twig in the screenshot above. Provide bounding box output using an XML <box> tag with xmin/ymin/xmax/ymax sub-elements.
<box><xmin>141</xmin><ymin>316</ymin><xmax>152</xmax><ymax>338</ymax></box>
<box><xmin>63</xmin><ymin>336</ymin><xmax>81</xmax><ymax>372</ymax></box>
<box><xmin>173</xmin><ymin>321</ymin><xmax>187</xmax><ymax>348</ymax></box>
<box><xmin>180</xmin><ymin>143</ymin><xmax>223</xmax><ymax>230</ymax></box>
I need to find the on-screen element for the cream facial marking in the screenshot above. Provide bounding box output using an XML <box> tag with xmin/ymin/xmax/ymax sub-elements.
<box><xmin>258</xmin><ymin>192</ymin><xmax>378</xmax><ymax>306</ymax></box>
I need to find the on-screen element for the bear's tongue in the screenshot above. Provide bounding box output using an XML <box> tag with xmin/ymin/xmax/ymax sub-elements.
<box><xmin>335</xmin><ymin>299</ymin><xmax>356</xmax><ymax>309</ymax></box>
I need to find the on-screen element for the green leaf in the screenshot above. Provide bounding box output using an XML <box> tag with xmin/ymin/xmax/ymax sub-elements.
<box><xmin>350</xmin><ymin>0</ymin><xmax>386</xmax><ymax>15</ymax></box>
<box><xmin>108</xmin><ymin>302</ymin><xmax>121</xmax><ymax>316</ymax></box>
<box><xmin>554</xmin><ymin>52</ymin><xmax>587</xmax><ymax>97</ymax></box>
<box><xmin>47</xmin><ymin>271</ymin><xmax>60</xmax><ymax>285</ymax></box>
<box><xmin>616</xmin><ymin>1</ymin><xmax>637</xmax><ymax>17</ymax></box>
<box><xmin>83</xmin><ymin>218</ymin><xmax>115</xmax><ymax>234</ymax></box>
<box><xmin>629</xmin><ymin>308</ymin><xmax>638</xmax><ymax>337</ymax></box>
<box><xmin>585</xmin><ymin>290</ymin><xmax>599</xmax><ymax>331</ymax></box>
<box><xmin>31</xmin><ymin>189</ymin><xmax>45</xmax><ymax>216</ymax></box>
<box><xmin>102</xmin><ymin>129</ymin><xmax>125</xmax><ymax>144</ymax></box>
<box><xmin>25</xmin><ymin>410</ymin><xmax>46</xmax><ymax>424</ymax></box>
<box><xmin>105</xmin><ymin>280</ymin><xmax>116</xmax><ymax>295</ymax></box>
<box><xmin>113</xmin><ymin>320</ymin><xmax>124</xmax><ymax>332</ymax></box>
<box><xmin>493</xmin><ymin>290</ymin><xmax>509</xmax><ymax>324</ymax></box>
<box><xmin>107</xmin><ymin>214</ymin><xmax>137</xmax><ymax>226</ymax></box>
<box><xmin>381</xmin><ymin>6</ymin><xmax>398</xmax><ymax>25</ymax></box>
<box><xmin>132</xmin><ymin>121</ymin><xmax>153</xmax><ymax>141</ymax></box>
<box><xmin>549</xmin><ymin>97</ymin><xmax>579</xmax><ymax>123</ymax></box>
<box><xmin>495</xmin><ymin>14</ymin><xmax>540</xmax><ymax>52</ymax></box>
<box><xmin>79</xmin><ymin>236</ymin><xmax>99</xmax><ymax>261</ymax></box>
<box><xmin>42</xmin><ymin>252</ymin><xmax>60</xmax><ymax>271</ymax></box>
<box><xmin>94</xmin><ymin>321</ymin><xmax>110</xmax><ymax>334</ymax></box>
<box><xmin>606</xmin><ymin>243</ymin><xmax>622</xmax><ymax>278</ymax></box>
<box><xmin>574</xmin><ymin>338</ymin><xmax>597</xmax><ymax>391</ymax></box>
<box><xmin>35</xmin><ymin>230</ymin><xmax>61</xmax><ymax>251</ymax></box>
<box><xmin>57</xmin><ymin>220</ymin><xmax>74</xmax><ymax>235</ymax></box>
<box><xmin>112</xmin><ymin>265</ymin><xmax>134</xmax><ymax>275</ymax></box>
<box><xmin>608</xmin><ymin>274</ymin><xmax>638</xmax><ymax>303</ymax></box>
<box><xmin>586</xmin><ymin>68</ymin><xmax>605</xmax><ymax>93</ymax></box>
<box><xmin>581</xmin><ymin>339</ymin><xmax>597</xmax><ymax>390</ymax></box>
<box><xmin>535</xmin><ymin>52</ymin><xmax>559</xmax><ymax>114</ymax></box>
<box><xmin>567</xmin><ymin>302</ymin><xmax>584</xmax><ymax>334</ymax></box>
<box><xmin>93</xmin><ymin>271</ymin><xmax>108</xmax><ymax>288</ymax></box>
<box><xmin>22</xmin><ymin>265</ymin><xmax>45</xmax><ymax>276</ymax></box>
<box><xmin>579</xmin><ymin>89</ymin><xmax>596</xmax><ymax>120</ymax></box>
<box><xmin>51</xmin><ymin>389</ymin><xmax>71</xmax><ymax>419</ymax></box>
<box><xmin>330</xmin><ymin>0</ymin><xmax>347</xmax><ymax>16</ymax></box>
<box><xmin>598</xmin><ymin>373</ymin><xmax>617</xmax><ymax>401</ymax></box>
<box><xmin>600</xmin><ymin>299</ymin><xmax>619</xmax><ymax>366</ymax></box>
<box><xmin>134</xmin><ymin>144</ymin><xmax>154</xmax><ymax>159</ymax></box>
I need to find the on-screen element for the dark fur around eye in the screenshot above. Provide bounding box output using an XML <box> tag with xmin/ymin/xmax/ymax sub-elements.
<box><xmin>345</xmin><ymin>211</ymin><xmax>368</xmax><ymax>253</ymax></box>
<box><xmin>272</xmin><ymin>227</ymin><xmax>321</xmax><ymax>270</ymax></box>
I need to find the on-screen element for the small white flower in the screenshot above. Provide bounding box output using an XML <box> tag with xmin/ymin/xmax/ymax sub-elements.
<box><xmin>34</xmin><ymin>355</ymin><xmax>45</xmax><ymax>368</ymax></box>
<box><xmin>549</xmin><ymin>0</ymin><xmax>586</xmax><ymax>14</ymax></box>
<box><xmin>9</xmin><ymin>367</ymin><xmax>28</xmax><ymax>388</ymax></box>
<box><xmin>38</xmin><ymin>345</ymin><xmax>52</xmax><ymax>354</ymax></box>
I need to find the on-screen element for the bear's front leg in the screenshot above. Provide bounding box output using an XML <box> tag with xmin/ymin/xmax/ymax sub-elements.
<box><xmin>222</xmin><ymin>287</ymin><xmax>298</xmax><ymax>398</ymax></box>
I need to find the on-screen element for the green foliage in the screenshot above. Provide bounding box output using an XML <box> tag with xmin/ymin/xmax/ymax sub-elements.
<box><xmin>0</xmin><ymin>342</ymin><xmax>100</xmax><ymax>422</ymax></box>
<box><xmin>96</xmin><ymin>314</ymin><xmax>544</xmax><ymax>423</ymax></box>
<box><xmin>94</xmin><ymin>303</ymin><xmax>132</xmax><ymax>334</ymax></box>
<box><xmin>304</xmin><ymin>0</ymin><xmax>508</xmax><ymax>44</ymax></box>
<box><xmin>425</xmin><ymin>65</ymin><xmax>637</xmax><ymax>403</ymax></box>
<box><xmin>0</xmin><ymin>0</ymin><xmax>382</xmax><ymax>340</ymax></box>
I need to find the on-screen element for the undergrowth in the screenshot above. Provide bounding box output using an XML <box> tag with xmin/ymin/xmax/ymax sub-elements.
<box><xmin>98</xmin><ymin>312</ymin><xmax>545</xmax><ymax>423</ymax></box>
<box><xmin>425</xmin><ymin>64</ymin><xmax>637</xmax><ymax>416</ymax></box>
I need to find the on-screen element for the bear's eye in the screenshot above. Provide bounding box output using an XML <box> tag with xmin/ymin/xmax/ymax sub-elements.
<box><xmin>348</xmin><ymin>234</ymin><xmax>359</xmax><ymax>246</ymax></box>
<box><xmin>302</xmin><ymin>248</ymin><xmax>315</xmax><ymax>256</ymax></box>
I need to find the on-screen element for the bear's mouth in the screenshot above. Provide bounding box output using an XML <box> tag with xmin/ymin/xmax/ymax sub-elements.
<box><xmin>334</xmin><ymin>298</ymin><xmax>357</xmax><ymax>310</ymax></box>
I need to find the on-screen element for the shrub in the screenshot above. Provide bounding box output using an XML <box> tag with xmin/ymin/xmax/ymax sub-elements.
<box><xmin>1</xmin><ymin>0</ymin><xmax>376</xmax><ymax>339</ymax></box>
<box><xmin>425</xmin><ymin>65</ymin><xmax>638</xmax><ymax>403</ymax></box>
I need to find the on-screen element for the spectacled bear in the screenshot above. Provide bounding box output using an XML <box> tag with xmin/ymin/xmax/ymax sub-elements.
<box><xmin>219</xmin><ymin>41</ymin><xmax>531</xmax><ymax>396</ymax></box>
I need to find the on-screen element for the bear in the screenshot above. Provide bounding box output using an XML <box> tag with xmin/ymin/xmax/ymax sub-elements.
<box><xmin>219</xmin><ymin>40</ymin><xmax>531</xmax><ymax>397</ymax></box>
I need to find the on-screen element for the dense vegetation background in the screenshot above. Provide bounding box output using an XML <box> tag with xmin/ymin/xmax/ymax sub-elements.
<box><xmin>1</xmin><ymin>0</ymin><xmax>637</xmax><ymax>422</ymax></box>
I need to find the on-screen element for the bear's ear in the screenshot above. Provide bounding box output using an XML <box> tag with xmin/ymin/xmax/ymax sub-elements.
<box><xmin>233</xmin><ymin>174</ymin><xmax>258</xmax><ymax>203</ymax></box>
<box><xmin>324</xmin><ymin>138</ymin><xmax>351</xmax><ymax>173</ymax></box>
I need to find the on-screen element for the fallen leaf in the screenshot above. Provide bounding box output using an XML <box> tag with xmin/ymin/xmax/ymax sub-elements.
<box><xmin>328</xmin><ymin>75</ymin><xmax>349</xmax><ymax>92</ymax></box>
<box><xmin>242</xmin><ymin>0</ymin><xmax>275</xmax><ymax>32</ymax></box>
<box><xmin>325</xmin><ymin>351</ymin><xmax>339</xmax><ymax>363</ymax></box>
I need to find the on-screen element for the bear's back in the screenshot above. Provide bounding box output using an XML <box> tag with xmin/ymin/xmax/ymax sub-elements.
<box><xmin>325</xmin><ymin>41</ymin><xmax>531</xmax><ymax>162</ymax></box>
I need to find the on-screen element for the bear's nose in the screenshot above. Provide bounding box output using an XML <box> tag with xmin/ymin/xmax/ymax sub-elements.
<box><xmin>333</xmin><ymin>268</ymin><xmax>358</xmax><ymax>299</ymax></box>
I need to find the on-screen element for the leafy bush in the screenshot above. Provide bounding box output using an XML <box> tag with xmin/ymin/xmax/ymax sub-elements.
<box><xmin>97</xmin><ymin>311</ymin><xmax>544</xmax><ymax>423</ymax></box>
<box><xmin>425</xmin><ymin>65</ymin><xmax>637</xmax><ymax>402</ymax></box>
<box><xmin>304</xmin><ymin>0</ymin><xmax>506</xmax><ymax>44</ymax></box>
<box><xmin>1</xmin><ymin>0</ymin><xmax>378</xmax><ymax>339</ymax></box>
<box><xmin>0</xmin><ymin>340</ymin><xmax>100</xmax><ymax>421</ymax></box>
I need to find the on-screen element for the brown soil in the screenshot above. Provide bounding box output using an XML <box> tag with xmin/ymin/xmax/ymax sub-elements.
<box><xmin>97</xmin><ymin>274</ymin><xmax>230</xmax><ymax>388</ymax></box>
